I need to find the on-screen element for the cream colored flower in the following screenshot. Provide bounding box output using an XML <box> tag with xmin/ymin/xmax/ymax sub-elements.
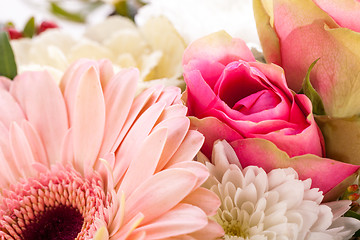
<box><xmin>199</xmin><ymin>140</ymin><xmax>360</xmax><ymax>240</ymax></box>
<box><xmin>11</xmin><ymin>16</ymin><xmax>186</xmax><ymax>91</ymax></box>
<box><xmin>136</xmin><ymin>0</ymin><xmax>260</xmax><ymax>45</ymax></box>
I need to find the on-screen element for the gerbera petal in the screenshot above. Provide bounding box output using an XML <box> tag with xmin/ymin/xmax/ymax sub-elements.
<box><xmin>110</xmin><ymin>212</ymin><xmax>144</xmax><ymax>240</ymax></box>
<box><xmin>169</xmin><ymin>161</ymin><xmax>210</xmax><ymax>190</ymax></box>
<box><xmin>113</xmin><ymin>101</ymin><xmax>166</xmax><ymax>184</ymax></box>
<box><xmin>110</xmin><ymin>85</ymin><xmax>163</xmax><ymax>155</ymax></box>
<box><xmin>182</xmin><ymin>187</ymin><xmax>221</xmax><ymax>216</ymax></box>
<box><xmin>0</xmin><ymin>88</ymin><xmax>25</xmax><ymax>128</ymax></box>
<box><xmin>124</xmin><ymin>169</ymin><xmax>197</xmax><ymax>225</ymax></box>
<box><xmin>10</xmin><ymin>71</ymin><xmax>68</xmax><ymax>164</ymax></box>
<box><xmin>99</xmin><ymin>68</ymin><xmax>138</xmax><ymax>157</ymax></box>
<box><xmin>0</xmin><ymin>148</ymin><xmax>17</xmax><ymax>188</ymax></box>
<box><xmin>9</xmin><ymin>123</ymin><xmax>36</xmax><ymax>178</ymax></box>
<box><xmin>188</xmin><ymin>219</ymin><xmax>225</xmax><ymax>240</ymax></box>
<box><xmin>132</xmin><ymin>203</ymin><xmax>208</xmax><ymax>239</ymax></box>
<box><xmin>98</xmin><ymin>59</ymin><xmax>115</xmax><ymax>89</ymax></box>
<box><xmin>93</xmin><ymin>226</ymin><xmax>109</xmax><ymax>240</ymax></box>
<box><xmin>165</xmin><ymin>130</ymin><xmax>204</xmax><ymax>168</ymax></box>
<box><xmin>153</xmin><ymin>116</ymin><xmax>190</xmax><ymax>172</ymax></box>
<box><xmin>20</xmin><ymin>121</ymin><xmax>48</xmax><ymax>166</ymax></box>
<box><xmin>73</xmin><ymin>66</ymin><xmax>106</xmax><ymax>174</ymax></box>
<box><xmin>119</xmin><ymin>128</ymin><xmax>167</xmax><ymax>197</ymax></box>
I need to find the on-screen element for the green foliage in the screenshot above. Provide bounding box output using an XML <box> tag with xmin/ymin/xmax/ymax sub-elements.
<box><xmin>23</xmin><ymin>17</ymin><xmax>36</xmax><ymax>38</ymax></box>
<box><xmin>50</xmin><ymin>2</ymin><xmax>86</xmax><ymax>23</ymax></box>
<box><xmin>0</xmin><ymin>31</ymin><xmax>17</xmax><ymax>79</ymax></box>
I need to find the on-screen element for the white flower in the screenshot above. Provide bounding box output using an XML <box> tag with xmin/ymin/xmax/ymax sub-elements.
<box><xmin>136</xmin><ymin>0</ymin><xmax>260</xmax><ymax>45</ymax></box>
<box><xmin>199</xmin><ymin>140</ymin><xmax>360</xmax><ymax>240</ymax></box>
<box><xmin>11</xmin><ymin>15</ymin><xmax>186</xmax><ymax>91</ymax></box>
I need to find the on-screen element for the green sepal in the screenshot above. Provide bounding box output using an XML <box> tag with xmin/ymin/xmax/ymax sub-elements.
<box><xmin>23</xmin><ymin>17</ymin><xmax>36</xmax><ymax>38</ymax></box>
<box><xmin>0</xmin><ymin>31</ymin><xmax>17</xmax><ymax>79</ymax></box>
<box><xmin>298</xmin><ymin>59</ymin><xmax>326</xmax><ymax>115</ymax></box>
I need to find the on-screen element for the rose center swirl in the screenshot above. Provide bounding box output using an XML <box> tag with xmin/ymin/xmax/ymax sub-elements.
<box><xmin>0</xmin><ymin>166</ymin><xmax>110</xmax><ymax>240</ymax></box>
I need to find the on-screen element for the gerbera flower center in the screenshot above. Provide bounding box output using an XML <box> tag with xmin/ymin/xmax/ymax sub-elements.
<box><xmin>0</xmin><ymin>165</ymin><xmax>110</xmax><ymax>240</ymax></box>
<box><xmin>22</xmin><ymin>205</ymin><xmax>83</xmax><ymax>240</ymax></box>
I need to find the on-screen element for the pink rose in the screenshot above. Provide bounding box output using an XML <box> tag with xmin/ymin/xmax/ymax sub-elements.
<box><xmin>183</xmin><ymin>31</ymin><xmax>324</xmax><ymax>158</ymax></box>
<box><xmin>183</xmin><ymin>31</ymin><xmax>360</xmax><ymax>198</ymax></box>
<box><xmin>254</xmin><ymin>0</ymin><xmax>360</xmax><ymax>117</ymax></box>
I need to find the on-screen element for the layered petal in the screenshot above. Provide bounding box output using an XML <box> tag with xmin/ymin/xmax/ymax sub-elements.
<box><xmin>231</xmin><ymin>138</ymin><xmax>359</xmax><ymax>201</ymax></box>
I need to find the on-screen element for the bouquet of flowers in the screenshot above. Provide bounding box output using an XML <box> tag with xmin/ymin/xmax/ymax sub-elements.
<box><xmin>0</xmin><ymin>0</ymin><xmax>360</xmax><ymax>239</ymax></box>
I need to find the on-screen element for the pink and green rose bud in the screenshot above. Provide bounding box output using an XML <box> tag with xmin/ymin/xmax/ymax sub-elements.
<box><xmin>254</xmin><ymin>0</ymin><xmax>360</xmax><ymax>118</ymax></box>
<box><xmin>182</xmin><ymin>31</ymin><xmax>360</xmax><ymax>199</ymax></box>
<box><xmin>183</xmin><ymin>31</ymin><xmax>324</xmax><ymax>158</ymax></box>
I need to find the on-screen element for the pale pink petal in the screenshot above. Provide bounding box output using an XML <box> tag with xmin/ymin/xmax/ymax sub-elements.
<box><xmin>169</xmin><ymin>161</ymin><xmax>210</xmax><ymax>190</ymax></box>
<box><xmin>181</xmin><ymin>187</ymin><xmax>220</xmax><ymax>216</ymax></box>
<box><xmin>0</xmin><ymin>76</ymin><xmax>11</xmax><ymax>90</ymax></box>
<box><xmin>110</xmin><ymin>85</ymin><xmax>163</xmax><ymax>154</ymax></box>
<box><xmin>0</xmin><ymin>148</ymin><xmax>17</xmax><ymax>188</ymax></box>
<box><xmin>124</xmin><ymin>169</ymin><xmax>197</xmax><ymax>225</ymax></box>
<box><xmin>188</xmin><ymin>219</ymin><xmax>225</xmax><ymax>240</ymax></box>
<box><xmin>119</xmin><ymin>128</ymin><xmax>167</xmax><ymax>197</ymax></box>
<box><xmin>0</xmin><ymin>88</ymin><xmax>25</xmax><ymax>128</ymax></box>
<box><xmin>9</xmin><ymin>123</ymin><xmax>36</xmax><ymax>178</ymax></box>
<box><xmin>73</xmin><ymin>66</ymin><xmax>105</xmax><ymax>174</ymax></box>
<box><xmin>60</xmin><ymin>128</ymin><xmax>74</xmax><ymax>166</ymax></box>
<box><xmin>132</xmin><ymin>203</ymin><xmax>208</xmax><ymax>239</ymax></box>
<box><xmin>156</xmin><ymin>104</ymin><xmax>188</xmax><ymax>124</ymax></box>
<box><xmin>113</xmin><ymin>101</ymin><xmax>166</xmax><ymax>183</ymax></box>
<box><xmin>99</xmin><ymin>68</ymin><xmax>138</xmax><ymax>157</ymax></box>
<box><xmin>98</xmin><ymin>59</ymin><xmax>115</xmax><ymax>89</ymax></box>
<box><xmin>164</xmin><ymin>130</ymin><xmax>204</xmax><ymax>168</ymax></box>
<box><xmin>10</xmin><ymin>71</ymin><xmax>68</xmax><ymax>164</ymax></box>
<box><xmin>61</xmin><ymin>60</ymin><xmax>98</xmax><ymax>123</ymax></box>
<box><xmin>313</xmin><ymin>0</ymin><xmax>360</xmax><ymax>32</ymax></box>
<box><xmin>156</xmin><ymin>86</ymin><xmax>182</xmax><ymax>107</ymax></box>
<box><xmin>110</xmin><ymin>213</ymin><xmax>144</xmax><ymax>240</ymax></box>
<box><xmin>152</xmin><ymin>116</ymin><xmax>190</xmax><ymax>172</ymax></box>
<box><xmin>20</xmin><ymin>121</ymin><xmax>48</xmax><ymax>166</ymax></box>
<box><xmin>108</xmin><ymin>191</ymin><xmax>125</xmax><ymax>236</ymax></box>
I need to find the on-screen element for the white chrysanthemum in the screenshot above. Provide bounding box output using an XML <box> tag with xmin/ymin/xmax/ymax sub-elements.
<box><xmin>11</xmin><ymin>15</ymin><xmax>185</xmax><ymax>91</ymax></box>
<box><xmin>136</xmin><ymin>0</ymin><xmax>260</xmax><ymax>45</ymax></box>
<box><xmin>199</xmin><ymin>140</ymin><xmax>360</xmax><ymax>240</ymax></box>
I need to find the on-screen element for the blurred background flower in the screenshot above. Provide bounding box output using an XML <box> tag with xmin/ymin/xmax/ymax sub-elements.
<box><xmin>10</xmin><ymin>15</ymin><xmax>186</xmax><ymax>91</ymax></box>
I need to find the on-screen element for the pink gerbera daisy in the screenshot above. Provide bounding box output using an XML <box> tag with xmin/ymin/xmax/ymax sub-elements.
<box><xmin>0</xmin><ymin>59</ymin><xmax>223</xmax><ymax>240</ymax></box>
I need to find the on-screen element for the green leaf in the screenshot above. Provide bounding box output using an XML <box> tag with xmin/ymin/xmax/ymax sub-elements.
<box><xmin>23</xmin><ymin>17</ymin><xmax>36</xmax><ymax>38</ymax></box>
<box><xmin>50</xmin><ymin>2</ymin><xmax>85</xmax><ymax>23</ymax></box>
<box><xmin>298</xmin><ymin>59</ymin><xmax>326</xmax><ymax>115</ymax></box>
<box><xmin>0</xmin><ymin>31</ymin><xmax>17</xmax><ymax>79</ymax></box>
